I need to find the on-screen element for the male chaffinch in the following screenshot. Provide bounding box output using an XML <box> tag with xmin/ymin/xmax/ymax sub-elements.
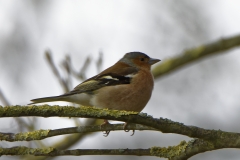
<box><xmin>30</xmin><ymin>52</ymin><xmax>160</xmax><ymax>136</ymax></box>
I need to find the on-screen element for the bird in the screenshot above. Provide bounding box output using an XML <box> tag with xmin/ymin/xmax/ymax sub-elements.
<box><xmin>30</xmin><ymin>51</ymin><xmax>160</xmax><ymax>136</ymax></box>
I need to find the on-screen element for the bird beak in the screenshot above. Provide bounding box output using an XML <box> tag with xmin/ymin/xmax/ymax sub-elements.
<box><xmin>149</xmin><ymin>58</ymin><xmax>161</xmax><ymax>65</ymax></box>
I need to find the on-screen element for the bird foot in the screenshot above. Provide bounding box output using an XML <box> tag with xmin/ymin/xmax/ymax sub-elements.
<box><xmin>123</xmin><ymin>122</ymin><xmax>135</xmax><ymax>136</ymax></box>
<box><xmin>101</xmin><ymin>120</ymin><xmax>111</xmax><ymax>137</ymax></box>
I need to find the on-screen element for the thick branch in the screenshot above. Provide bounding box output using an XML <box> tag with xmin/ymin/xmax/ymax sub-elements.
<box><xmin>152</xmin><ymin>34</ymin><xmax>240</xmax><ymax>78</ymax></box>
<box><xmin>1</xmin><ymin>105</ymin><xmax>240</xmax><ymax>149</ymax></box>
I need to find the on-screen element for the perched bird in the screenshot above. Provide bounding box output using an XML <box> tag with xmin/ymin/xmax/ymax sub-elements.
<box><xmin>30</xmin><ymin>52</ymin><xmax>160</xmax><ymax>136</ymax></box>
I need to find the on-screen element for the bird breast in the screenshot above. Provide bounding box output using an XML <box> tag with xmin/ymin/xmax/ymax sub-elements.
<box><xmin>90</xmin><ymin>70</ymin><xmax>154</xmax><ymax>112</ymax></box>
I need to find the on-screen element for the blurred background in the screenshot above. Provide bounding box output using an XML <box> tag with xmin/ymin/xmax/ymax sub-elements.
<box><xmin>0</xmin><ymin>0</ymin><xmax>240</xmax><ymax>160</ymax></box>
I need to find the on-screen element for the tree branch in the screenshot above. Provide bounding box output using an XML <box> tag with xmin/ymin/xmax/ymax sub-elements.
<box><xmin>152</xmin><ymin>34</ymin><xmax>240</xmax><ymax>78</ymax></box>
<box><xmin>1</xmin><ymin>105</ymin><xmax>240</xmax><ymax>149</ymax></box>
<box><xmin>0</xmin><ymin>146</ymin><xmax>150</xmax><ymax>156</ymax></box>
<box><xmin>1</xmin><ymin>34</ymin><xmax>240</xmax><ymax>159</ymax></box>
<box><xmin>0</xmin><ymin>139</ymin><xmax>219</xmax><ymax>159</ymax></box>
<box><xmin>151</xmin><ymin>139</ymin><xmax>214</xmax><ymax>160</ymax></box>
<box><xmin>0</xmin><ymin>123</ymin><xmax>155</xmax><ymax>142</ymax></box>
<box><xmin>45</xmin><ymin>50</ymin><xmax>70</xmax><ymax>92</ymax></box>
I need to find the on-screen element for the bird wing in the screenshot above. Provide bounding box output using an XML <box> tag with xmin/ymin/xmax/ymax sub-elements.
<box><xmin>62</xmin><ymin>66</ymin><xmax>138</xmax><ymax>96</ymax></box>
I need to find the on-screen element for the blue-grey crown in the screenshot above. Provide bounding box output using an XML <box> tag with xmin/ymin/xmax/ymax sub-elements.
<box><xmin>124</xmin><ymin>52</ymin><xmax>149</xmax><ymax>59</ymax></box>
<box><xmin>119</xmin><ymin>51</ymin><xmax>149</xmax><ymax>67</ymax></box>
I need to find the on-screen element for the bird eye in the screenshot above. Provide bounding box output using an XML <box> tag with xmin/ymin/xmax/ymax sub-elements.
<box><xmin>140</xmin><ymin>58</ymin><xmax>144</xmax><ymax>61</ymax></box>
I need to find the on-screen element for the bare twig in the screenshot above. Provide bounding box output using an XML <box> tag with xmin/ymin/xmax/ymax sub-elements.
<box><xmin>45</xmin><ymin>50</ymin><xmax>69</xmax><ymax>92</ymax></box>
<box><xmin>71</xmin><ymin>55</ymin><xmax>91</xmax><ymax>80</ymax></box>
<box><xmin>96</xmin><ymin>51</ymin><xmax>103</xmax><ymax>73</ymax></box>
<box><xmin>0</xmin><ymin>89</ymin><xmax>10</xmax><ymax>106</ymax></box>
<box><xmin>60</xmin><ymin>54</ymin><xmax>72</xmax><ymax>88</ymax></box>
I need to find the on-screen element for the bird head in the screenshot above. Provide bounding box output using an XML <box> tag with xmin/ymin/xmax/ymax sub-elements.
<box><xmin>120</xmin><ymin>52</ymin><xmax>160</xmax><ymax>70</ymax></box>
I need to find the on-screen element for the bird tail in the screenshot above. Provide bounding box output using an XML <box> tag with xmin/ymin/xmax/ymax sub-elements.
<box><xmin>29</xmin><ymin>96</ymin><xmax>65</xmax><ymax>105</ymax></box>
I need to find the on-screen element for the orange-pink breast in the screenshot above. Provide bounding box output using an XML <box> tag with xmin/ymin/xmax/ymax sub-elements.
<box><xmin>91</xmin><ymin>70</ymin><xmax>154</xmax><ymax>112</ymax></box>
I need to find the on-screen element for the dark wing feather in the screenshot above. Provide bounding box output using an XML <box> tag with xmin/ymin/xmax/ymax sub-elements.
<box><xmin>62</xmin><ymin>66</ymin><xmax>138</xmax><ymax>96</ymax></box>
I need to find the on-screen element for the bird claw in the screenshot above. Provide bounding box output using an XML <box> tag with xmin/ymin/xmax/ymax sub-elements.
<box><xmin>123</xmin><ymin>122</ymin><xmax>135</xmax><ymax>136</ymax></box>
<box><xmin>101</xmin><ymin>121</ymin><xmax>135</xmax><ymax>136</ymax></box>
<box><xmin>101</xmin><ymin>120</ymin><xmax>111</xmax><ymax>137</ymax></box>
<box><xmin>130</xmin><ymin>130</ymin><xmax>135</xmax><ymax>136</ymax></box>
<box><xmin>103</xmin><ymin>130</ymin><xmax>111</xmax><ymax>137</ymax></box>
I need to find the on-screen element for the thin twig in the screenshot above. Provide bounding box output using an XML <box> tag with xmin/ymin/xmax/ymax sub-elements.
<box><xmin>71</xmin><ymin>55</ymin><xmax>91</xmax><ymax>80</ymax></box>
<box><xmin>0</xmin><ymin>89</ymin><xmax>10</xmax><ymax>106</ymax></box>
<box><xmin>45</xmin><ymin>50</ymin><xmax>69</xmax><ymax>92</ymax></box>
<box><xmin>96</xmin><ymin>51</ymin><xmax>103</xmax><ymax>73</ymax></box>
<box><xmin>0</xmin><ymin>123</ymin><xmax>155</xmax><ymax>142</ymax></box>
<box><xmin>0</xmin><ymin>139</ymin><xmax>220</xmax><ymax>159</ymax></box>
<box><xmin>0</xmin><ymin>147</ymin><xmax>150</xmax><ymax>156</ymax></box>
